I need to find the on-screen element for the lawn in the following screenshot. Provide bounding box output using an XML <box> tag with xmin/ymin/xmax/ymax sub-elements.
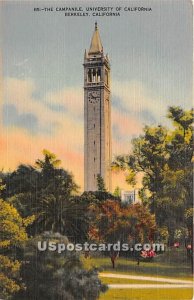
<box><xmin>87</xmin><ymin>256</ymin><xmax>192</xmax><ymax>279</ymax></box>
<box><xmin>99</xmin><ymin>288</ymin><xmax>193</xmax><ymax>300</ymax></box>
<box><xmin>83</xmin><ymin>253</ymin><xmax>193</xmax><ymax>300</ymax></box>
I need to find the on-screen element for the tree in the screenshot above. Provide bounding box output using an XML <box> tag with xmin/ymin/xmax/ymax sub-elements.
<box><xmin>167</xmin><ymin>106</ymin><xmax>193</xmax><ymax>137</ymax></box>
<box><xmin>184</xmin><ymin>208</ymin><xmax>193</xmax><ymax>273</ymax></box>
<box><xmin>166</xmin><ymin>107</ymin><xmax>193</xmax><ymax>208</ymax></box>
<box><xmin>2</xmin><ymin>165</ymin><xmax>40</xmax><ymax>199</ymax></box>
<box><xmin>3</xmin><ymin>150</ymin><xmax>78</xmax><ymax>208</ymax></box>
<box><xmin>112</xmin><ymin>125</ymin><xmax>168</xmax><ymax>212</ymax></box>
<box><xmin>33</xmin><ymin>150</ymin><xmax>85</xmax><ymax>240</ymax></box>
<box><xmin>155</xmin><ymin>107</ymin><xmax>193</xmax><ymax>242</ymax></box>
<box><xmin>35</xmin><ymin>149</ymin><xmax>61</xmax><ymax>181</ymax></box>
<box><xmin>3</xmin><ymin>150</ymin><xmax>82</xmax><ymax>240</ymax></box>
<box><xmin>35</xmin><ymin>195</ymin><xmax>89</xmax><ymax>242</ymax></box>
<box><xmin>113</xmin><ymin>186</ymin><xmax>121</xmax><ymax>198</ymax></box>
<box><xmin>0</xmin><ymin>199</ymin><xmax>34</xmax><ymax>299</ymax></box>
<box><xmin>14</xmin><ymin>233</ymin><xmax>107</xmax><ymax>300</ymax></box>
<box><xmin>112</xmin><ymin>107</ymin><xmax>193</xmax><ymax>243</ymax></box>
<box><xmin>89</xmin><ymin>200</ymin><xmax>156</xmax><ymax>244</ymax></box>
<box><xmin>89</xmin><ymin>200</ymin><xmax>156</xmax><ymax>268</ymax></box>
<box><xmin>96</xmin><ymin>174</ymin><xmax>106</xmax><ymax>192</ymax></box>
<box><xmin>35</xmin><ymin>149</ymin><xmax>79</xmax><ymax>196</ymax></box>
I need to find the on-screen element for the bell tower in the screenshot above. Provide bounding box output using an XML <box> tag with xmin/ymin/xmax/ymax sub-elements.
<box><xmin>84</xmin><ymin>22</ymin><xmax>112</xmax><ymax>191</ymax></box>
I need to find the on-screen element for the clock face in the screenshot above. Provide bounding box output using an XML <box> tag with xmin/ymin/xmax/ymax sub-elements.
<box><xmin>88</xmin><ymin>90</ymin><xmax>100</xmax><ymax>104</ymax></box>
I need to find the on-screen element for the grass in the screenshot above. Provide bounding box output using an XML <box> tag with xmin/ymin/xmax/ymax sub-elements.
<box><xmin>87</xmin><ymin>256</ymin><xmax>193</xmax><ymax>279</ymax></box>
<box><xmin>99</xmin><ymin>288</ymin><xmax>193</xmax><ymax>300</ymax></box>
<box><xmin>83</xmin><ymin>252</ymin><xmax>193</xmax><ymax>299</ymax></box>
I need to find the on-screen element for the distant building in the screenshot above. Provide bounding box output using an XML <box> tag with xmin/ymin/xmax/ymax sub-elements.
<box><xmin>121</xmin><ymin>189</ymin><xmax>141</xmax><ymax>204</ymax></box>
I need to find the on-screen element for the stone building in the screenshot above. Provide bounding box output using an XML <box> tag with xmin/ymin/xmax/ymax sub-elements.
<box><xmin>84</xmin><ymin>23</ymin><xmax>112</xmax><ymax>191</ymax></box>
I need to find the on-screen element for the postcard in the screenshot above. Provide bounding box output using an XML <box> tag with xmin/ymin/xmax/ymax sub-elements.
<box><xmin>0</xmin><ymin>1</ymin><xmax>193</xmax><ymax>299</ymax></box>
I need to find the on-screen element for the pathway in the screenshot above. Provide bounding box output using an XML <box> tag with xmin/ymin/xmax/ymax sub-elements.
<box><xmin>99</xmin><ymin>273</ymin><xmax>193</xmax><ymax>289</ymax></box>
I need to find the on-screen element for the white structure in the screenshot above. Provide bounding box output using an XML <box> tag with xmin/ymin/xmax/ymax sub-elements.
<box><xmin>121</xmin><ymin>189</ymin><xmax>141</xmax><ymax>204</ymax></box>
<box><xmin>84</xmin><ymin>23</ymin><xmax>112</xmax><ymax>191</ymax></box>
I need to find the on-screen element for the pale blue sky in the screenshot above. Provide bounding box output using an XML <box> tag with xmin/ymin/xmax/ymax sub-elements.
<box><xmin>1</xmin><ymin>0</ymin><xmax>192</xmax><ymax>102</ymax></box>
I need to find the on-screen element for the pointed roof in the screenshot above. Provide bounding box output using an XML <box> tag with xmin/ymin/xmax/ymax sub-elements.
<box><xmin>88</xmin><ymin>22</ymin><xmax>103</xmax><ymax>54</ymax></box>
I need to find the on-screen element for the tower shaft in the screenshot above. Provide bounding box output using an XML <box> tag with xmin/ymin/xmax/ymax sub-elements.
<box><xmin>84</xmin><ymin>23</ymin><xmax>112</xmax><ymax>191</ymax></box>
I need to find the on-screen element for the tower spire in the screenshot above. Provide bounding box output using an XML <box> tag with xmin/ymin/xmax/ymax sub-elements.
<box><xmin>88</xmin><ymin>22</ymin><xmax>103</xmax><ymax>54</ymax></box>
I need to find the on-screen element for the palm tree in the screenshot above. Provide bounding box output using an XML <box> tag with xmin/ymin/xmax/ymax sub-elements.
<box><xmin>36</xmin><ymin>195</ymin><xmax>89</xmax><ymax>242</ymax></box>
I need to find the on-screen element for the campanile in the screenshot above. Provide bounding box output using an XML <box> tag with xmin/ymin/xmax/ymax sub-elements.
<box><xmin>84</xmin><ymin>22</ymin><xmax>111</xmax><ymax>191</ymax></box>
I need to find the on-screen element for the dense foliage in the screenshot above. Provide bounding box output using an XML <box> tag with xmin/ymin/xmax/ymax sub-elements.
<box><xmin>0</xmin><ymin>196</ymin><xmax>33</xmax><ymax>299</ymax></box>
<box><xmin>112</xmin><ymin>106</ymin><xmax>193</xmax><ymax>244</ymax></box>
<box><xmin>13</xmin><ymin>233</ymin><xmax>107</xmax><ymax>300</ymax></box>
<box><xmin>89</xmin><ymin>200</ymin><xmax>156</xmax><ymax>244</ymax></box>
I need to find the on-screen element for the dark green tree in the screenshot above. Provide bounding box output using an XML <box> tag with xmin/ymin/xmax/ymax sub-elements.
<box><xmin>13</xmin><ymin>233</ymin><xmax>107</xmax><ymax>300</ymax></box>
<box><xmin>96</xmin><ymin>174</ymin><xmax>106</xmax><ymax>192</ymax></box>
<box><xmin>36</xmin><ymin>195</ymin><xmax>89</xmax><ymax>242</ymax></box>
<box><xmin>2</xmin><ymin>164</ymin><xmax>40</xmax><ymax>199</ymax></box>
<box><xmin>112</xmin><ymin>107</ymin><xmax>193</xmax><ymax>244</ymax></box>
<box><xmin>3</xmin><ymin>150</ymin><xmax>87</xmax><ymax>241</ymax></box>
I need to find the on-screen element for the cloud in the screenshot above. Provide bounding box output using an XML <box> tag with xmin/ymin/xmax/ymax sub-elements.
<box><xmin>3</xmin><ymin>78</ymin><xmax>83</xmax><ymax>139</ymax></box>
<box><xmin>112</xmin><ymin>80</ymin><xmax>167</xmax><ymax>124</ymax></box>
<box><xmin>111</xmin><ymin>108</ymin><xmax>142</xmax><ymax>155</ymax></box>
<box><xmin>44</xmin><ymin>88</ymin><xmax>83</xmax><ymax>119</ymax></box>
<box><xmin>110</xmin><ymin>80</ymin><xmax>170</xmax><ymax>155</ymax></box>
<box><xmin>3</xmin><ymin>104</ymin><xmax>38</xmax><ymax>134</ymax></box>
<box><xmin>1</xmin><ymin>77</ymin><xmax>84</xmax><ymax>186</ymax></box>
<box><xmin>0</xmin><ymin>125</ymin><xmax>84</xmax><ymax>186</ymax></box>
<box><xmin>1</xmin><ymin>77</ymin><xmax>164</xmax><ymax>190</ymax></box>
<box><xmin>14</xmin><ymin>58</ymin><xmax>29</xmax><ymax>67</ymax></box>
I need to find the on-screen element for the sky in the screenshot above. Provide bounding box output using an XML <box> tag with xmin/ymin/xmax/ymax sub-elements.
<box><xmin>0</xmin><ymin>0</ymin><xmax>193</xmax><ymax>191</ymax></box>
